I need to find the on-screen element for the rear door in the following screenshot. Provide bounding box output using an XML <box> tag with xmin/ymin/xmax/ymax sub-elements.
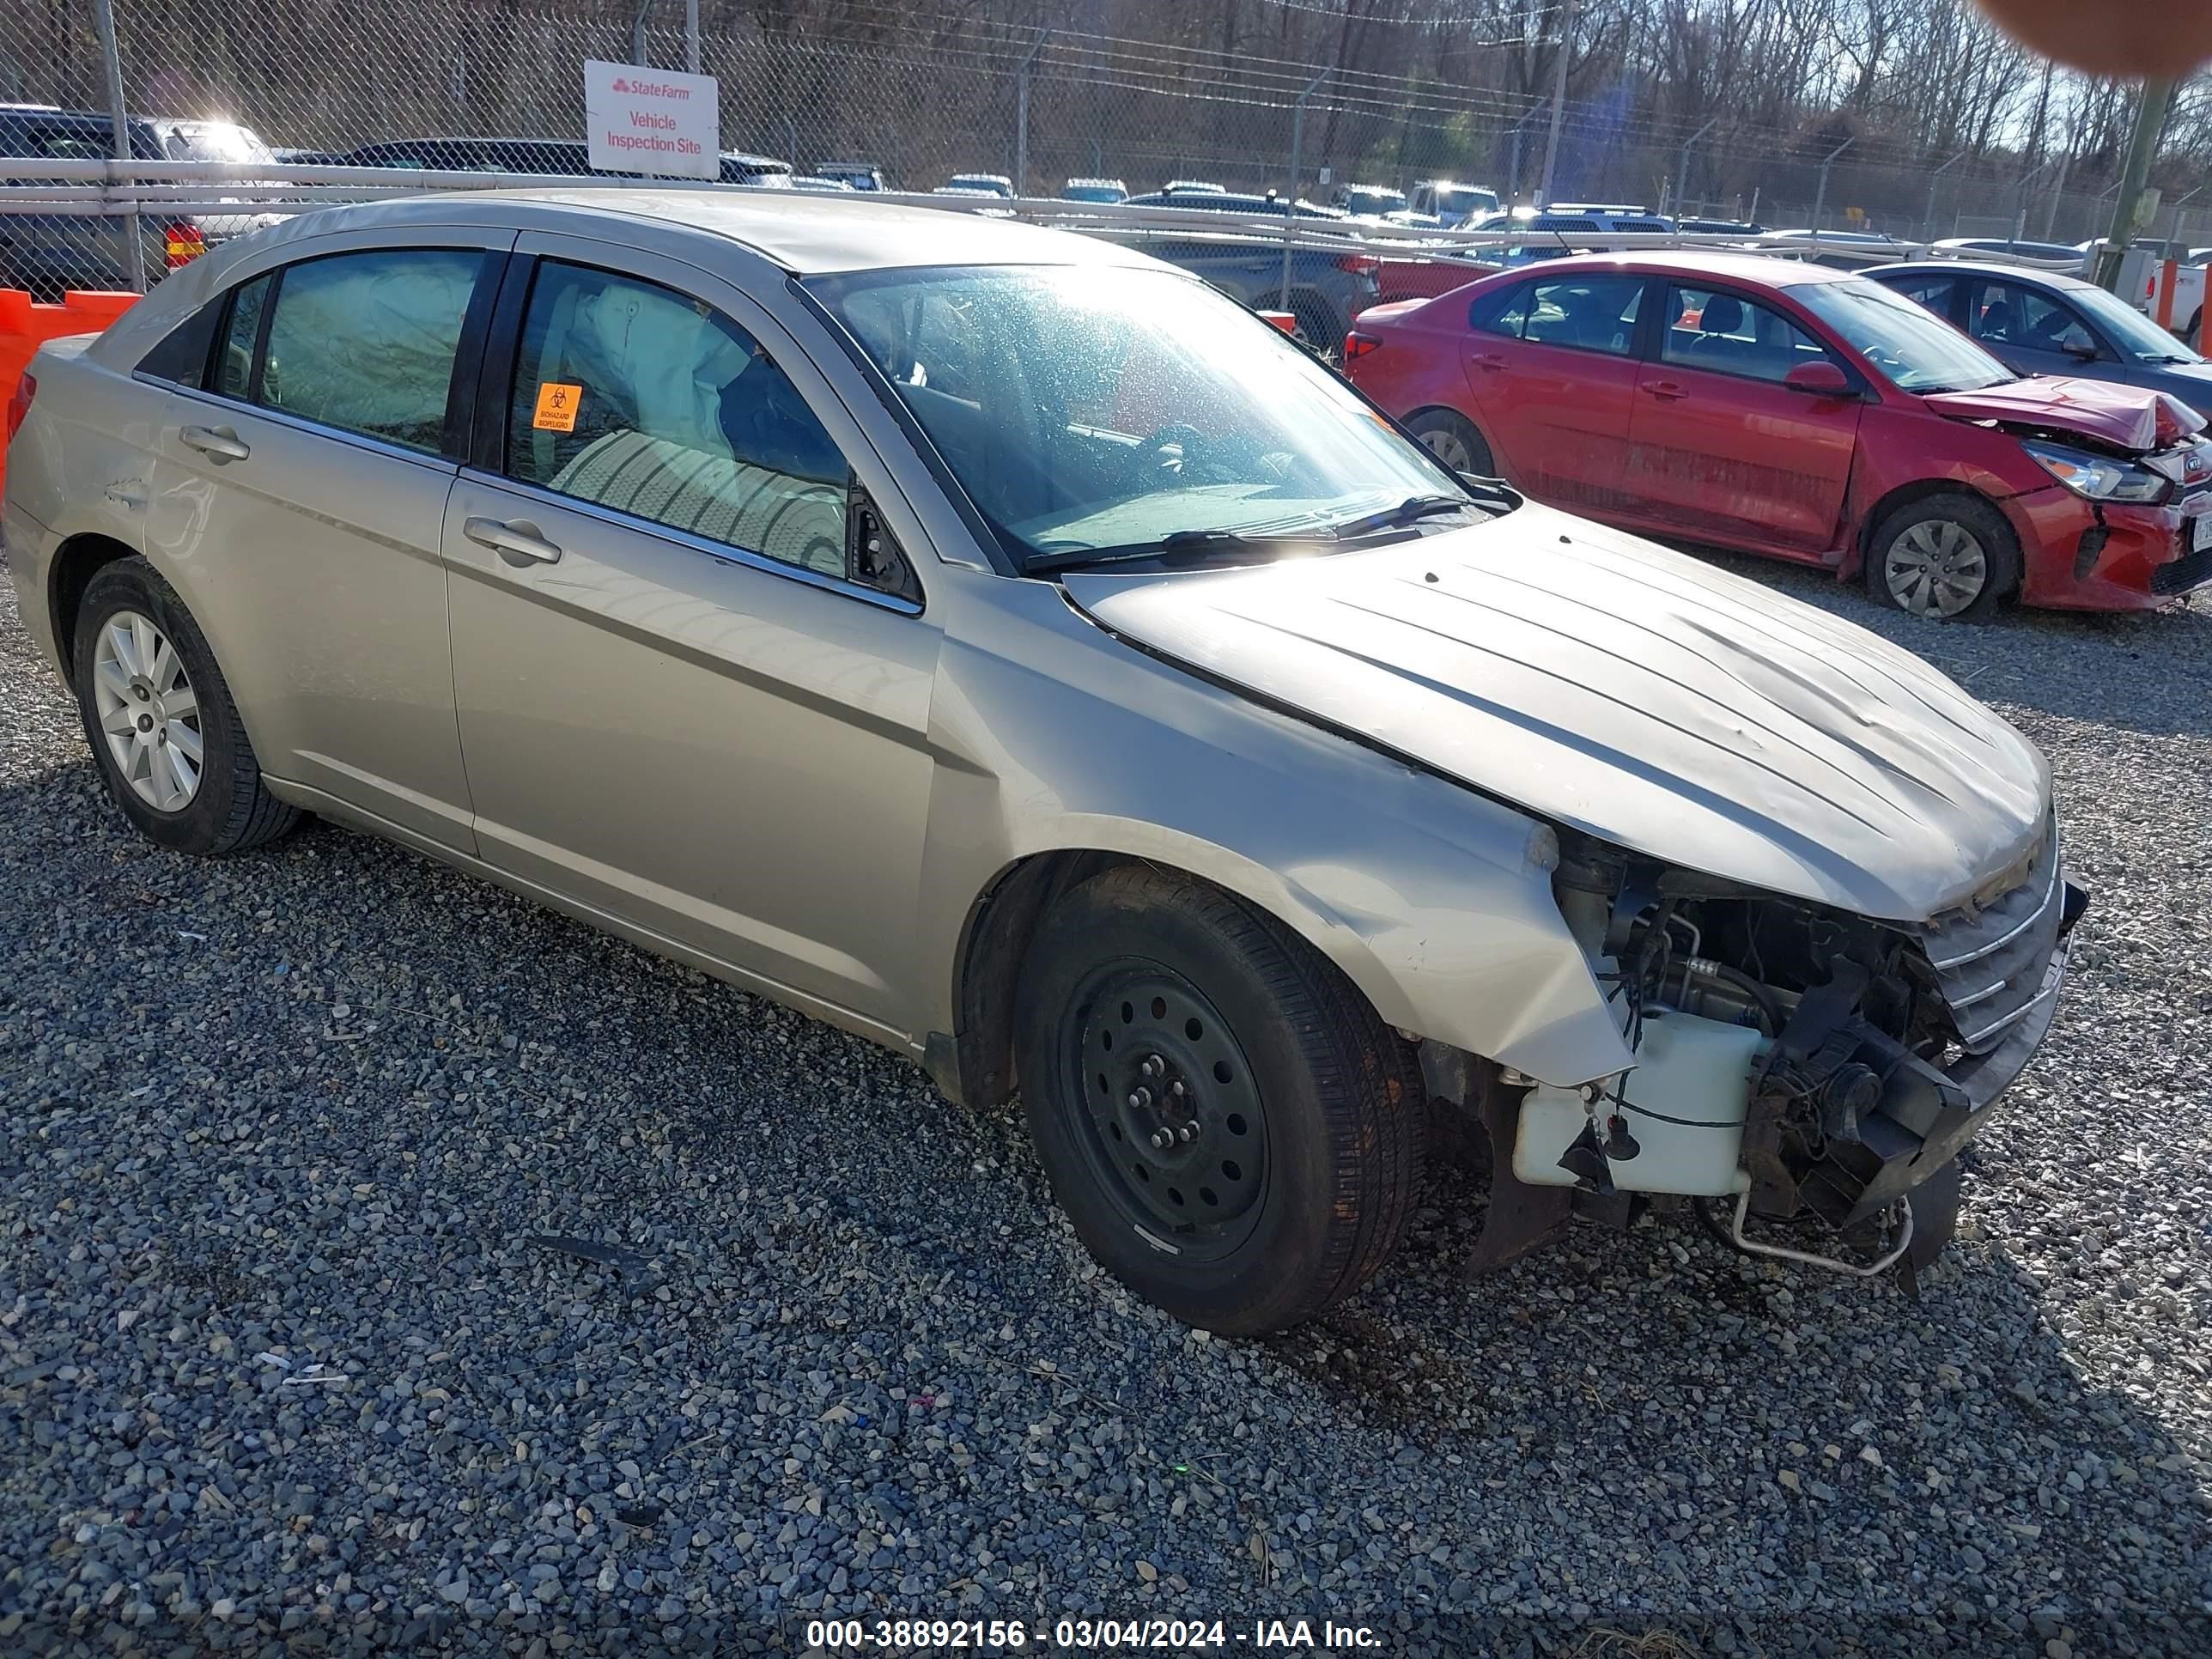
<box><xmin>1623</xmin><ymin>280</ymin><xmax>1863</xmax><ymax>556</ymax></box>
<box><xmin>143</xmin><ymin>228</ymin><xmax>511</xmax><ymax>850</ymax></box>
<box><xmin>1459</xmin><ymin>270</ymin><xmax>1646</xmax><ymax>511</ymax></box>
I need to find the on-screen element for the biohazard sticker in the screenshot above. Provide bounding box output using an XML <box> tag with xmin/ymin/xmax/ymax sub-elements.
<box><xmin>533</xmin><ymin>382</ymin><xmax>583</xmax><ymax>432</ymax></box>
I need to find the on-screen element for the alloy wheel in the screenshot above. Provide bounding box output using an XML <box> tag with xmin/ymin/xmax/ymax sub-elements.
<box><xmin>1066</xmin><ymin>963</ymin><xmax>1268</xmax><ymax>1261</ymax></box>
<box><xmin>92</xmin><ymin>610</ymin><xmax>203</xmax><ymax>811</ymax></box>
<box><xmin>1883</xmin><ymin>519</ymin><xmax>1989</xmax><ymax>618</ymax></box>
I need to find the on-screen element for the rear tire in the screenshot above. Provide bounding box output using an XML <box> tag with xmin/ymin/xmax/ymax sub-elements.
<box><xmin>1406</xmin><ymin>407</ymin><xmax>1496</xmax><ymax>478</ymax></box>
<box><xmin>72</xmin><ymin>557</ymin><xmax>300</xmax><ymax>855</ymax></box>
<box><xmin>1015</xmin><ymin>865</ymin><xmax>1425</xmax><ymax>1335</ymax></box>
<box><xmin>1866</xmin><ymin>493</ymin><xmax>2019</xmax><ymax>623</ymax></box>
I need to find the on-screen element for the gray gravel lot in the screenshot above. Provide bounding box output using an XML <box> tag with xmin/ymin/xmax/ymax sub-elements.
<box><xmin>2</xmin><ymin>552</ymin><xmax>2209</xmax><ymax>1658</ymax></box>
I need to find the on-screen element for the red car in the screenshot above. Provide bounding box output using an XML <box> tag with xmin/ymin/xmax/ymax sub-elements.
<box><xmin>1344</xmin><ymin>252</ymin><xmax>2212</xmax><ymax>618</ymax></box>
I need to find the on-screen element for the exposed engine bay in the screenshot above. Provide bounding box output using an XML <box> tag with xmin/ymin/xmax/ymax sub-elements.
<box><xmin>1458</xmin><ymin>821</ymin><xmax>2086</xmax><ymax>1279</ymax></box>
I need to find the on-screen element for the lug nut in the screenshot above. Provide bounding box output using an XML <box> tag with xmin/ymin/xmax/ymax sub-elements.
<box><xmin>1170</xmin><ymin>1080</ymin><xmax>1186</xmax><ymax>1098</ymax></box>
<box><xmin>1151</xmin><ymin>1129</ymin><xmax>1174</xmax><ymax>1150</ymax></box>
<box><xmin>1178</xmin><ymin>1121</ymin><xmax>1198</xmax><ymax>1143</ymax></box>
<box><xmin>1127</xmin><ymin>1087</ymin><xmax>1152</xmax><ymax>1109</ymax></box>
<box><xmin>1139</xmin><ymin>1056</ymin><xmax>1161</xmax><ymax>1078</ymax></box>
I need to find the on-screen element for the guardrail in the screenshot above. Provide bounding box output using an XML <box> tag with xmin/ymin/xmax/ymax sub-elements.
<box><xmin>0</xmin><ymin>158</ymin><xmax>2097</xmax><ymax>282</ymax></box>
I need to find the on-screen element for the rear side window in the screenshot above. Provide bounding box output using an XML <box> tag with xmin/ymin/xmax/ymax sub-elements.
<box><xmin>1884</xmin><ymin>273</ymin><xmax>1957</xmax><ymax>315</ymax></box>
<box><xmin>248</xmin><ymin>249</ymin><xmax>487</xmax><ymax>452</ymax></box>
<box><xmin>1521</xmin><ymin>275</ymin><xmax>1644</xmax><ymax>356</ymax></box>
<box><xmin>502</xmin><ymin>261</ymin><xmax>853</xmax><ymax>579</ymax></box>
<box><xmin>216</xmin><ymin>274</ymin><xmax>272</xmax><ymax>399</ymax></box>
<box><xmin>138</xmin><ymin>299</ymin><xmax>223</xmax><ymax>388</ymax></box>
<box><xmin>1470</xmin><ymin>283</ymin><xmax>1531</xmax><ymax>337</ymax></box>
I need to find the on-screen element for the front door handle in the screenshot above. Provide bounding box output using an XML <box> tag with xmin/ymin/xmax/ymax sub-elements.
<box><xmin>463</xmin><ymin>515</ymin><xmax>562</xmax><ymax>567</ymax></box>
<box><xmin>1641</xmin><ymin>380</ymin><xmax>1689</xmax><ymax>400</ymax></box>
<box><xmin>179</xmin><ymin>424</ymin><xmax>250</xmax><ymax>462</ymax></box>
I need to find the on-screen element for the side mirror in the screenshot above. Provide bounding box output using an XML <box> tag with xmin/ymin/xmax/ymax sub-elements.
<box><xmin>2063</xmin><ymin>337</ymin><xmax>2099</xmax><ymax>361</ymax></box>
<box><xmin>1783</xmin><ymin>360</ymin><xmax>1852</xmax><ymax>396</ymax></box>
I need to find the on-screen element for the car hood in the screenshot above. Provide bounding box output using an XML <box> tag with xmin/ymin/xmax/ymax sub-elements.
<box><xmin>1063</xmin><ymin>504</ymin><xmax>2050</xmax><ymax>923</ymax></box>
<box><xmin>1921</xmin><ymin>374</ymin><xmax>2204</xmax><ymax>452</ymax></box>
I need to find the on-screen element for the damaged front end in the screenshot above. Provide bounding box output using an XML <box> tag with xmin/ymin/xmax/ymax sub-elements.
<box><xmin>1458</xmin><ymin>819</ymin><xmax>2087</xmax><ymax>1281</ymax></box>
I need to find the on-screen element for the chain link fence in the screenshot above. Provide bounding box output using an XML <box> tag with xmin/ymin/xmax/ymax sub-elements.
<box><xmin>0</xmin><ymin>0</ymin><xmax>2179</xmax><ymax>301</ymax></box>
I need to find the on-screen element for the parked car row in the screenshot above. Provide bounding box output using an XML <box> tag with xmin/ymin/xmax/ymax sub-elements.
<box><xmin>4</xmin><ymin>186</ymin><xmax>2082</xmax><ymax>1334</ymax></box>
<box><xmin>1346</xmin><ymin>250</ymin><xmax>2212</xmax><ymax>619</ymax></box>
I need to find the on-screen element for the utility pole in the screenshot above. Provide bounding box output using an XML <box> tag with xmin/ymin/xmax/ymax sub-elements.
<box><xmin>1537</xmin><ymin>0</ymin><xmax>1572</xmax><ymax>208</ymax></box>
<box><xmin>1810</xmin><ymin>137</ymin><xmax>1852</xmax><ymax>236</ymax></box>
<box><xmin>2095</xmin><ymin>78</ymin><xmax>2174</xmax><ymax>291</ymax></box>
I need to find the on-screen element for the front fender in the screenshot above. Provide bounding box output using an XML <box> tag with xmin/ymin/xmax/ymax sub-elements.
<box><xmin>913</xmin><ymin>573</ymin><xmax>1633</xmax><ymax>1089</ymax></box>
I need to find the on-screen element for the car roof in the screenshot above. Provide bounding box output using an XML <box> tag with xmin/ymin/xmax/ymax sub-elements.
<box><xmin>1495</xmin><ymin>250</ymin><xmax>1856</xmax><ymax>287</ymax></box>
<box><xmin>297</xmin><ymin>188</ymin><xmax>1160</xmax><ymax>275</ymax></box>
<box><xmin>1874</xmin><ymin>258</ymin><xmax>2094</xmax><ymax>290</ymax></box>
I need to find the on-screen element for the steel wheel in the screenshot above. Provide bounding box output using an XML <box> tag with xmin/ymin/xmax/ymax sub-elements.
<box><xmin>1418</xmin><ymin>426</ymin><xmax>1477</xmax><ymax>473</ymax></box>
<box><xmin>1066</xmin><ymin>960</ymin><xmax>1268</xmax><ymax>1262</ymax></box>
<box><xmin>91</xmin><ymin>609</ymin><xmax>203</xmax><ymax>811</ymax></box>
<box><xmin>1882</xmin><ymin>519</ymin><xmax>1989</xmax><ymax>618</ymax></box>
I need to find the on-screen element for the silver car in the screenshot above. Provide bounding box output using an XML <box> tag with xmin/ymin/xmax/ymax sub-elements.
<box><xmin>3</xmin><ymin>191</ymin><xmax>2081</xmax><ymax>1333</ymax></box>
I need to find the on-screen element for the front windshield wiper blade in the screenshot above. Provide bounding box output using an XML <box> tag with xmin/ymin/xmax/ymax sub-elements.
<box><xmin>1024</xmin><ymin>524</ymin><xmax>1334</xmax><ymax>574</ymax></box>
<box><xmin>1316</xmin><ymin>494</ymin><xmax>1477</xmax><ymax>539</ymax></box>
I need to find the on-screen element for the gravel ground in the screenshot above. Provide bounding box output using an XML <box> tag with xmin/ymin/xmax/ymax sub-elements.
<box><xmin>2</xmin><ymin>551</ymin><xmax>2209</xmax><ymax>1659</ymax></box>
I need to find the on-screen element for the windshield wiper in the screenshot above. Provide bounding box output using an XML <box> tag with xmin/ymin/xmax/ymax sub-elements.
<box><xmin>1316</xmin><ymin>494</ymin><xmax>1475</xmax><ymax>539</ymax></box>
<box><xmin>1024</xmin><ymin>525</ymin><xmax>1333</xmax><ymax>574</ymax></box>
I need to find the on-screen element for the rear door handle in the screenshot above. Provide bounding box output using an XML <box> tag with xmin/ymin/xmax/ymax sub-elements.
<box><xmin>1641</xmin><ymin>380</ymin><xmax>1689</xmax><ymax>400</ymax></box>
<box><xmin>463</xmin><ymin>515</ymin><xmax>562</xmax><ymax>567</ymax></box>
<box><xmin>179</xmin><ymin>424</ymin><xmax>250</xmax><ymax>462</ymax></box>
<box><xmin>1470</xmin><ymin>352</ymin><xmax>1508</xmax><ymax>372</ymax></box>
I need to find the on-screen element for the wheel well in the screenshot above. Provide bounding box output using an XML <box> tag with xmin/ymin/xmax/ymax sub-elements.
<box><xmin>1850</xmin><ymin>480</ymin><xmax>2014</xmax><ymax>584</ymax></box>
<box><xmin>942</xmin><ymin>850</ymin><xmax>1135</xmax><ymax>1109</ymax></box>
<box><xmin>47</xmin><ymin>532</ymin><xmax>138</xmax><ymax>678</ymax></box>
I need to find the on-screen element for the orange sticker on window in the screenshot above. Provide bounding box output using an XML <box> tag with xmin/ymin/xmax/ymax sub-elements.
<box><xmin>532</xmin><ymin>382</ymin><xmax>582</xmax><ymax>432</ymax></box>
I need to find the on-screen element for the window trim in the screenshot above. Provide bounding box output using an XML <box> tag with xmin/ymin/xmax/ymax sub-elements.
<box><xmin>1652</xmin><ymin>280</ymin><xmax>1862</xmax><ymax>392</ymax></box>
<box><xmin>480</xmin><ymin>252</ymin><xmax>915</xmax><ymax>608</ymax></box>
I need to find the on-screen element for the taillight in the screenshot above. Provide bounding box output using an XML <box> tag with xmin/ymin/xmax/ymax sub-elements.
<box><xmin>163</xmin><ymin>221</ymin><xmax>206</xmax><ymax>267</ymax></box>
<box><xmin>1335</xmin><ymin>253</ymin><xmax>1381</xmax><ymax>275</ymax></box>
<box><xmin>1342</xmin><ymin>331</ymin><xmax>1382</xmax><ymax>362</ymax></box>
<box><xmin>5</xmin><ymin>373</ymin><xmax>33</xmax><ymax>446</ymax></box>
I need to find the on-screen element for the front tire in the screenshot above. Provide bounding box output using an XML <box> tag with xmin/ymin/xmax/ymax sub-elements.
<box><xmin>1867</xmin><ymin>493</ymin><xmax>2019</xmax><ymax>622</ymax></box>
<box><xmin>1406</xmin><ymin>407</ymin><xmax>1496</xmax><ymax>478</ymax></box>
<box><xmin>1016</xmin><ymin>866</ymin><xmax>1425</xmax><ymax>1335</ymax></box>
<box><xmin>72</xmin><ymin>557</ymin><xmax>300</xmax><ymax>855</ymax></box>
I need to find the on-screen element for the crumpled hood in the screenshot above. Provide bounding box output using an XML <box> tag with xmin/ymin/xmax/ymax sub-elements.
<box><xmin>1922</xmin><ymin>374</ymin><xmax>2205</xmax><ymax>452</ymax></box>
<box><xmin>1064</xmin><ymin>503</ymin><xmax>2051</xmax><ymax>922</ymax></box>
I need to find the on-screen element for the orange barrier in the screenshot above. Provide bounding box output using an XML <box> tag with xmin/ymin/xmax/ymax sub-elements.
<box><xmin>1</xmin><ymin>288</ymin><xmax>140</xmax><ymax>500</ymax></box>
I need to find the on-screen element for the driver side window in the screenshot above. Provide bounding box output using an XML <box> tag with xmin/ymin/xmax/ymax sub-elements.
<box><xmin>1968</xmin><ymin>280</ymin><xmax>2095</xmax><ymax>357</ymax></box>
<box><xmin>503</xmin><ymin>261</ymin><xmax>854</xmax><ymax>580</ymax></box>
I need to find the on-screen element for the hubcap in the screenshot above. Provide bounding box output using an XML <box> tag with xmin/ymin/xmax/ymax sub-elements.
<box><xmin>1067</xmin><ymin>963</ymin><xmax>1267</xmax><ymax>1259</ymax></box>
<box><xmin>1884</xmin><ymin>520</ymin><xmax>1988</xmax><ymax>618</ymax></box>
<box><xmin>92</xmin><ymin>610</ymin><xmax>203</xmax><ymax>811</ymax></box>
<box><xmin>1419</xmin><ymin>428</ymin><xmax>1474</xmax><ymax>473</ymax></box>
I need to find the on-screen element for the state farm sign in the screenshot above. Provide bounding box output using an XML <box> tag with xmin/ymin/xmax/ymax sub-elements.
<box><xmin>583</xmin><ymin>59</ymin><xmax>720</xmax><ymax>180</ymax></box>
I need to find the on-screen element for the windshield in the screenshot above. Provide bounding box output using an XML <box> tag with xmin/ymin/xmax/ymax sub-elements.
<box><xmin>2068</xmin><ymin>282</ymin><xmax>2204</xmax><ymax>363</ymax></box>
<box><xmin>1440</xmin><ymin>187</ymin><xmax>1498</xmax><ymax>216</ymax></box>
<box><xmin>1796</xmin><ymin>278</ymin><xmax>2015</xmax><ymax>394</ymax></box>
<box><xmin>174</xmin><ymin>123</ymin><xmax>272</xmax><ymax>163</ymax></box>
<box><xmin>808</xmin><ymin>264</ymin><xmax>1476</xmax><ymax>567</ymax></box>
<box><xmin>1342</xmin><ymin>189</ymin><xmax>1405</xmax><ymax>216</ymax></box>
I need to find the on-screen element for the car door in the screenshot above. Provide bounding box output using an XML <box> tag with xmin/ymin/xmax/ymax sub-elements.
<box><xmin>1623</xmin><ymin>281</ymin><xmax>1864</xmax><ymax>557</ymax></box>
<box><xmin>1460</xmin><ymin>270</ymin><xmax>1646</xmax><ymax>510</ymax></box>
<box><xmin>143</xmin><ymin>228</ymin><xmax>511</xmax><ymax>850</ymax></box>
<box><xmin>441</xmin><ymin>239</ymin><xmax>940</xmax><ymax>1031</ymax></box>
<box><xmin>1963</xmin><ymin>277</ymin><xmax>2106</xmax><ymax>380</ymax></box>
